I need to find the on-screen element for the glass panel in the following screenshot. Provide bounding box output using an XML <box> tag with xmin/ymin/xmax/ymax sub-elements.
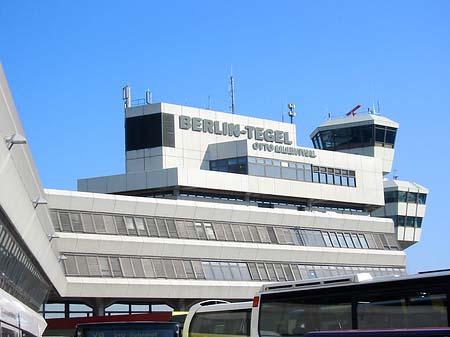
<box><xmin>204</xmin><ymin>223</ymin><xmax>216</xmax><ymax>240</ymax></box>
<box><xmin>223</xmin><ymin>223</ymin><xmax>235</xmax><ymax>241</ymax></box>
<box><xmin>249</xmin><ymin>225</ymin><xmax>261</xmax><ymax>242</ymax></box>
<box><xmin>248</xmin><ymin>262</ymin><xmax>260</xmax><ymax>280</ymax></box>
<box><xmin>283</xmin><ymin>264</ymin><xmax>294</xmax><ymax>281</ymax></box>
<box><xmin>163</xmin><ymin>260</ymin><xmax>176</xmax><ymax>278</ymax></box>
<box><xmin>175</xmin><ymin>220</ymin><xmax>188</xmax><ymax>238</ymax></box>
<box><xmin>50</xmin><ymin>210</ymin><xmax>60</xmax><ymax>231</ymax></box>
<box><xmin>195</xmin><ymin>222</ymin><xmax>207</xmax><ymax>240</ymax></box>
<box><xmin>146</xmin><ymin>218</ymin><xmax>159</xmax><ymax>236</ymax></box>
<box><xmin>248</xmin><ymin>163</ymin><xmax>265</xmax><ymax>176</ymax></box>
<box><xmin>120</xmin><ymin>257</ymin><xmax>134</xmax><ymax>277</ymax></box>
<box><xmin>131</xmin><ymin>258</ymin><xmax>145</xmax><ymax>277</ymax></box>
<box><xmin>124</xmin><ymin>217</ymin><xmax>137</xmax><ymax>235</ymax></box>
<box><xmin>114</xmin><ymin>216</ymin><xmax>128</xmax><ymax>235</ymax></box>
<box><xmin>257</xmin><ymin>263</ymin><xmax>269</xmax><ymax>281</ymax></box>
<box><xmin>76</xmin><ymin>256</ymin><xmax>89</xmax><ymax>276</ymax></box>
<box><xmin>329</xmin><ymin>232</ymin><xmax>340</xmax><ymax>247</ymax></box>
<box><xmin>59</xmin><ymin>212</ymin><xmax>72</xmax><ymax>231</ymax></box>
<box><xmin>153</xmin><ymin>259</ymin><xmax>166</xmax><ymax>278</ymax></box>
<box><xmin>398</xmin><ymin>191</ymin><xmax>407</xmax><ymax>202</ymax></box>
<box><xmin>322</xmin><ymin>232</ymin><xmax>333</xmax><ymax>247</ymax></box>
<box><xmin>93</xmin><ymin>214</ymin><xmax>106</xmax><ymax>233</ymax></box>
<box><xmin>142</xmin><ymin>259</ymin><xmax>155</xmax><ymax>278</ymax></box>
<box><xmin>211</xmin><ymin>262</ymin><xmax>224</xmax><ymax>280</ymax></box>
<box><xmin>343</xmin><ymin>233</ymin><xmax>355</xmax><ymax>248</ymax></box>
<box><xmin>202</xmin><ymin>262</ymin><xmax>214</xmax><ymax>279</ymax></box>
<box><xmin>110</xmin><ymin>257</ymin><xmax>123</xmax><ymax>277</ymax></box>
<box><xmin>230</xmin><ymin>262</ymin><xmax>242</xmax><ymax>280</ymax></box>
<box><xmin>173</xmin><ymin>259</ymin><xmax>186</xmax><ymax>279</ymax></box>
<box><xmin>166</xmin><ymin>219</ymin><xmax>178</xmax><ymax>238</ymax></box>
<box><xmin>192</xmin><ymin>260</ymin><xmax>205</xmax><ymax>279</ymax></box>
<box><xmin>183</xmin><ymin>261</ymin><xmax>195</xmax><ymax>279</ymax></box>
<box><xmin>156</xmin><ymin>219</ymin><xmax>169</xmax><ymax>237</ymax></box>
<box><xmin>70</xmin><ymin>213</ymin><xmax>83</xmax><ymax>232</ymax></box>
<box><xmin>266</xmin><ymin>166</ymin><xmax>281</xmax><ymax>178</ymax></box>
<box><xmin>407</xmin><ymin>192</ymin><xmax>418</xmax><ymax>203</ymax></box>
<box><xmin>418</xmin><ymin>193</ymin><xmax>427</xmax><ymax>204</ymax></box>
<box><xmin>256</xmin><ymin>227</ymin><xmax>270</xmax><ymax>243</ymax></box>
<box><xmin>265</xmin><ymin>263</ymin><xmax>278</xmax><ymax>281</ymax></box>
<box><xmin>99</xmin><ymin>257</ymin><xmax>112</xmax><ymax>277</ymax></box>
<box><xmin>266</xmin><ymin>227</ymin><xmax>279</xmax><ymax>244</ymax></box>
<box><xmin>86</xmin><ymin>256</ymin><xmax>101</xmax><ymax>276</ymax></box>
<box><xmin>351</xmin><ymin>233</ymin><xmax>362</xmax><ymax>248</ymax></box>
<box><xmin>134</xmin><ymin>217</ymin><xmax>148</xmax><ymax>236</ymax></box>
<box><xmin>64</xmin><ymin>255</ymin><xmax>78</xmax><ymax>275</ymax></box>
<box><xmin>104</xmin><ymin>215</ymin><xmax>118</xmax><ymax>234</ymax></box>
<box><xmin>358</xmin><ymin>234</ymin><xmax>369</xmax><ymax>249</ymax></box>
<box><xmin>213</xmin><ymin>223</ymin><xmax>226</xmax><ymax>241</ymax></box>
<box><xmin>238</xmin><ymin>263</ymin><xmax>251</xmax><ymax>280</ymax></box>
<box><xmin>185</xmin><ymin>221</ymin><xmax>197</xmax><ymax>239</ymax></box>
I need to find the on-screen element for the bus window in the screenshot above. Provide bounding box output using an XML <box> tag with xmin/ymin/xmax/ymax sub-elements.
<box><xmin>189</xmin><ymin>310</ymin><xmax>250</xmax><ymax>337</ymax></box>
<box><xmin>357</xmin><ymin>293</ymin><xmax>448</xmax><ymax>329</ymax></box>
<box><xmin>259</xmin><ymin>299</ymin><xmax>352</xmax><ymax>337</ymax></box>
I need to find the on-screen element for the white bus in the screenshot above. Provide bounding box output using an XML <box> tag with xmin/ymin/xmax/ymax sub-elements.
<box><xmin>251</xmin><ymin>271</ymin><xmax>450</xmax><ymax>337</ymax></box>
<box><xmin>183</xmin><ymin>300</ymin><xmax>252</xmax><ymax>337</ymax></box>
<box><xmin>0</xmin><ymin>287</ymin><xmax>47</xmax><ymax>337</ymax></box>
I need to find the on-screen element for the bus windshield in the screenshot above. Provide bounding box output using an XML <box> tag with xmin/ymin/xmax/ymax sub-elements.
<box><xmin>76</xmin><ymin>322</ymin><xmax>180</xmax><ymax>337</ymax></box>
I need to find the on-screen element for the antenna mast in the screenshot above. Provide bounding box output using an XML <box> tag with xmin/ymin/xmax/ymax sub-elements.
<box><xmin>230</xmin><ymin>67</ymin><xmax>235</xmax><ymax>114</ymax></box>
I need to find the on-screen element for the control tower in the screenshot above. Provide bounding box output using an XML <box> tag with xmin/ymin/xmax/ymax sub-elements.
<box><xmin>310</xmin><ymin>112</ymin><xmax>398</xmax><ymax>175</ymax></box>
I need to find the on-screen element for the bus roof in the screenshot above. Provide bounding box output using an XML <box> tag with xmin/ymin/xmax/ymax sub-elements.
<box><xmin>258</xmin><ymin>270</ymin><xmax>450</xmax><ymax>295</ymax></box>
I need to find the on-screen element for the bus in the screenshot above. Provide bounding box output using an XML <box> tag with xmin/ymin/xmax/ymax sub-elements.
<box><xmin>251</xmin><ymin>270</ymin><xmax>450</xmax><ymax>337</ymax></box>
<box><xmin>0</xmin><ymin>287</ymin><xmax>47</xmax><ymax>337</ymax></box>
<box><xmin>183</xmin><ymin>300</ymin><xmax>252</xmax><ymax>337</ymax></box>
<box><xmin>75</xmin><ymin>322</ymin><xmax>180</xmax><ymax>337</ymax></box>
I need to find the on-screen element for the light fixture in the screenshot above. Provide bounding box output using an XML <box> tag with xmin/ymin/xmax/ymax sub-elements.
<box><xmin>48</xmin><ymin>232</ymin><xmax>59</xmax><ymax>242</ymax></box>
<box><xmin>4</xmin><ymin>133</ymin><xmax>27</xmax><ymax>150</ymax></box>
<box><xmin>57</xmin><ymin>255</ymin><xmax>67</xmax><ymax>263</ymax></box>
<box><xmin>32</xmin><ymin>196</ymin><xmax>47</xmax><ymax>209</ymax></box>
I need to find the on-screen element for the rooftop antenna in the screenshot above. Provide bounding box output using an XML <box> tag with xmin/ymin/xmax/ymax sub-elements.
<box><xmin>208</xmin><ymin>95</ymin><xmax>211</xmax><ymax>110</ymax></box>
<box><xmin>287</xmin><ymin>103</ymin><xmax>296</xmax><ymax>124</ymax></box>
<box><xmin>122</xmin><ymin>85</ymin><xmax>131</xmax><ymax>110</ymax></box>
<box><xmin>281</xmin><ymin>102</ymin><xmax>285</xmax><ymax>123</ymax></box>
<box><xmin>145</xmin><ymin>89</ymin><xmax>152</xmax><ymax>104</ymax></box>
<box><xmin>377</xmin><ymin>100</ymin><xmax>381</xmax><ymax>115</ymax></box>
<box><xmin>230</xmin><ymin>66</ymin><xmax>235</xmax><ymax>114</ymax></box>
<box><xmin>326</xmin><ymin>107</ymin><xmax>331</xmax><ymax>119</ymax></box>
<box><xmin>345</xmin><ymin>104</ymin><xmax>362</xmax><ymax>117</ymax></box>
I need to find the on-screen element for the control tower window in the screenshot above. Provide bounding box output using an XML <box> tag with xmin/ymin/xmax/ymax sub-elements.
<box><xmin>313</xmin><ymin>125</ymin><xmax>397</xmax><ymax>151</ymax></box>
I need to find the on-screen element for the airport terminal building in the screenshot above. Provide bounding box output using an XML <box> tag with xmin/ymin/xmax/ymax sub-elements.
<box><xmin>0</xmin><ymin>65</ymin><xmax>428</xmax><ymax>321</ymax></box>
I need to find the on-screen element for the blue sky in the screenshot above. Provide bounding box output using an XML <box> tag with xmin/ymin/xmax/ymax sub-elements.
<box><xmin>1</xmin><ymin>1</ymin><xmax>449</xmax><ymax>274</ymax></box>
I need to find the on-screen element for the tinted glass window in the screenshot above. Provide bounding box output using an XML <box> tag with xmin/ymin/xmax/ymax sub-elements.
<box><xmin>126</xmin><ymin>114</ymin><xmax>162</xmax><ymax>151</ymax></box>
<box><xmin>190</xmin><ymin>310</ymin><xmax>251</xmax><ymax>336</ymax></box>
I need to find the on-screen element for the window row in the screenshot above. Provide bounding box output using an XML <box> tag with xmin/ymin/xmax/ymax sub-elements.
<box><xmin>62</xmin><ymin>254</ymin><xmax>406</xmax><ymax>281</ymax></box>
<box><xmin>312</xmin><ymin>166</ymin><xmax>356</xmax><ymax>187</ymax></box>
<box><xmin>391</xmin><ymin>216</ymin><xmax>423</xmax><ymax>228</ymax></box>
<box><xmin>50</xmin><ymin>210</ymin><xmax>398</xmax><ymax>250</ymax></box>
<box><xmin>209</xmin><ymin>157</ymin><xmax>357</xmax><ymax>187</ymax></box>
<box><xmin>0</xmin><ymin>211</ymin><xmax>50</xmax><ymax>310</ymax></box>
<box><xmin>384</xmin><ymin>191</ymin><xmax>427</xmax><ymax>205</ymax></box>
<box><xmin>312</xmin><ymin>124</ymin><xmax>397</xmax><ymax>151</ymax></box>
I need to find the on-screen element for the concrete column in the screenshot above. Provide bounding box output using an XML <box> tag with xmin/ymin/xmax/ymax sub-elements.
<box><xmin>94</xmin><ymin>298</ymin><xmax>105</xmax><ymax>316</ymax></box>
